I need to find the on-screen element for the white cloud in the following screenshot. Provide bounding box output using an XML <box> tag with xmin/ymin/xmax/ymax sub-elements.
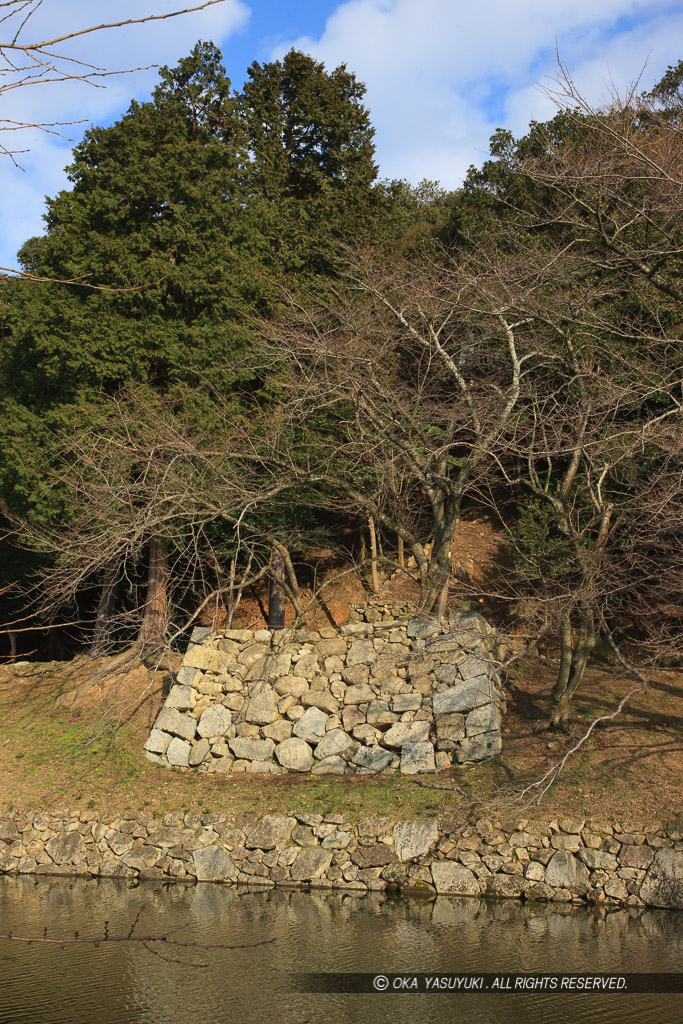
<box><xmin>276</xmin><ymin>0</ymin><xmax>681</xmax><ymax>187</ymax></box>
<box><xmin>0</xmin><ymin>0</ymin><xmax>250</xmax><ymax>268</ymax></box>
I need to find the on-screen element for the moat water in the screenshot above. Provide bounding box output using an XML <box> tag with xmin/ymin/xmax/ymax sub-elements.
<box><xmin>0</xmin><ymin>875</ymin><xmax>680</xmax><ymax>1024</ymax></box>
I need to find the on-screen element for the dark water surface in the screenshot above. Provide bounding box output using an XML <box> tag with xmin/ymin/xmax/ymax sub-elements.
<box><xmin>0</xmin><ymin>875</ymin><xmax>680</xmax><ymax>1024</ymax></box>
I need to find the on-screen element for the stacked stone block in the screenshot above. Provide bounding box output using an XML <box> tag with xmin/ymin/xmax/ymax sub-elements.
<box><xmin>144</xmin><ymin>611</ymin><xmax>506</xmax><ymax>775</ymax></box>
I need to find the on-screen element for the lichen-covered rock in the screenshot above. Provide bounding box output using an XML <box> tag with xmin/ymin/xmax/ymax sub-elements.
<box><xmin>311</xmin><ymin>756</ymin><xmax>347</xmax><ymax>775</ymax></box>
<box><xmin>394</xmin><ymin>820</ymin><xmax>439</xmax><ymax>861</ymax></box>
<box><xmin>45</xmin><ymin>831</ymin><xmax>86</xmax><ymax>865</ymax></box>
<box><xmin>193</xmin><ymin>845</ymin><xmax>239</xmax><ymax>882</ymax></box>
<box><xmin>188</xmin><ymin>738</ymin><xmax>211</xmax><ymax>767</ymax></box>
<box><xmin>352</xmin><ymin>746</ymin><xmax>394</xmax><ymax>772</ymax></box>
<box><xmin>545</xmin><ymin>850</ymin><xmax>590</xmax><ymax>895</ymax></box>
<box><xmin>456</xmin><ymin>732</ymin><xmax>502</xmax><ymax>763</ymax></box>
<box><xmin>197</xmin><ymin>705</ymin><xmax>232</xmax><ymax>739</ymax></box>
<box><xmin>431</xmin><ymin>861</ymin><xmax>480</xmax><ymax>895</ymax></box>
<box><xmin>383</xmin><ymin>721</ymin><xmax>430</xmax><ymax>749</ymax></box>
<box><xmin>144</xmin><ymin>729</ymin><xmax>172</xmax><ymax>755</ymax></box>
<box><xmin>640</xmin><ymin>849</ymin><xmax>683</xmax><ymax>909</ymax></box>
<box><xmin>166</xmin><ymin>737</ymin><xmax>192</xmax><ymax>767</ymax></box>
<box><xmin>292</xmin><ymin>706</ymin><xmax>328</xmax><ymax>743</ymax></box>
<box><xmin>228</xmin><ymin>736</ymin><xmax>275</xmax><ymax>762</ymax></box>
<box><xmin>275</xmin><ymin>737</ymin><xmax>314</xmax><ymax>772</ymax></box>
<box><xmin>164</xmin><ymin>684</ymin><xmax>196</xmax><ymax>711</ymax></box>
<box><xmin>400</xmin><ymin>742</ymin><xmax>436</xmax><ymax>774</ymax></box>
<box><xmin>243</xmin><ymin>688</ymin><xmax>279</xmax><ymax>725</ymax></box>
<box><xmin>245</xmin><ymin>815</ymin><xmax>296</xmax><ymax>850</ymax></box>
<box><xmin>290</xmin><ymin>847</ymin><xmax>332</xmax><ymax>881</ymax></box>
<box><xmin>155</xmin><ymin>708</ymin><xmax>196</xmax><ymax>741</ymax></box>
<box><xmin>314</xmin><ymin>729</ymin><xmax>358</xmax><ymax>761</ymax></box>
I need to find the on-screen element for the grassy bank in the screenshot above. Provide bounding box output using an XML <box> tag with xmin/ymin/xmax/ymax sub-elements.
<box><xmin>0</xmin><ymin>653</ymin><xmax>680</xmax><ymax>826</ymax></box>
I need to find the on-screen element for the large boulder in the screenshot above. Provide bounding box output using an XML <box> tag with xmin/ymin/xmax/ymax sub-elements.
<box><xmin>640</xmin><ymin>848</ymin><xmax>683</xmax><ymax>909</ymax></box>
<box><xmin>394</xmin><ymin>820</ymin><xmax>439</xmax><ymax>861</ymax></box>
<box><xmin>193</xmin><ymin>845</ymin><xmax>239</xmax><ymax>882</ymax></box>
<box><xmin>545</xmin><ymin>850</ymin><xmax>590</xmax><ymax>895</ymax></box>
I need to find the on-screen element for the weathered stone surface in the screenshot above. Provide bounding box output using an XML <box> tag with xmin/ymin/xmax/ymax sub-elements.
<box><xmin>343</xmin><ymin>683</ymin><xmax>375</xmax><ymax>704</ymax></box>
<box><xmin>244</xmin><ymin>689</ymin><xmax>279</xmax><ymax>725</ymax></box>
<box><xmin>346</xmin><ymin>639</ymin><xmax>376</xmax><ymax>666</ymax></box>
<box><xmin>394</xmin><ymin>820</ymin><xmax>439</xmax><ymax>861</ymax></box>
<box><xmin>342</xmin><ymin>706</ymin><xmax>366</xmax><ymax>732</ymax></box>
<box><xmin>290</xmin><ymin>847</ymin><xmax>332</xmax><ymax>881</ymax></box>
<box><xmin>392</xmin><ymin>694</ymin><xmax>421</xmax><ymax>712</ymax></box>
<box><xmin>353</xmin><ymin>843</ymin><xmax>395</xmax><ymax>868</ymax></box>
<box><xmin>274</xmin><ymin>675</ymin><xmax>309</xmax><ymax>698</ymax></box>
<box><xmin>406</xmin><ymin>617</ymin><xmax>441</xmax><ymax>640</ymax></box>
<box><xmin>431</xmin><ymin>861</ymin><xmax>481</xmax><ymax>895</ymax></box>
<box><xmin>155</xmin><ymin>708</ymin><xmax>196</xmax><ymax>741</ymax></box>
<box><xmin>249</xmin><ymin>760</ymin><xmax>285</xmax><ymax>774</ymax></box>
<box><xmin>45</xmin><ymin>831</ymin><xmax>86</xmax><ymax>865</ymax></box>
<box><xmin>275</xmin><ymin>737</ymin><xmax>314</xmax><ymax>772</ymax></box>
<box><xmin>261</xmin><ymin>720</ymin><xmax>293</xmax><ymax>743</ymax></box>
<box><xmin>228</xmin><ymin>736</ymin><xmax>275</xmax><ymax>762</ymax></box>
<box><xmin>545</xmin><ymin>851</ymin><xmax>590</xmax><ymax>895</ymax></box>
<box><xmin>294</xmin><ymin>654</ymin><xmax>319</xmax><ymax>680</ymax></box>
<box><xmin>619</xmin><ymin>845</ymin><xmax>655</xmax><ymax>870</ymax></box>
<box><xmin>193</xmin><ymin>845</ymin><xmax>239</xmax><ymax>882</ymax></box>
<box><xmin>465</xmin><ymin>703</ymin><xmax>502</xmax><ymax>736</ymax></box>
<box><xmin>314</xmin><ymin>638</ymin><xmax>347</xmax><ymax>658</ymax></box>
<box><xmin>164</xmin><ymin>684</ymin><xmax>196</xmax><ymax>711</ymax></box>
<box><xmin>311</xmin><ymin>756</ymin><xmax>347</xmax><ymax>775</ymax></box>
<box><xmin>237</xmin><ymin>643</ymin><xmax>271</xmax><ymax>669</ymax></box>
<box><xmin>197</xmin><ymin>705</ymin><xmax>233</xmax><ymax>739</ymax></box>
<box><xmin>292</xmin><ymin>707</ymin><xmax>328</xmax><ymax>743</ymax></box>
<box><xmin>188</xmin><ymin>738</ymin><xmax>211</xmax><ymax>767</ymax></box>
<box><xmin>245</xmin><ymin>815</ymin><xmax>296</xmax><ymax>850</ymax></box>
<box><xmin>184</xmin><ymin>644</ymin><xmax>230</xmax><ymax>674</ymax></box>
<box><xmin>143</xmin><ymin>729</ymin><xmax>172</xmax><ymax>755</ymax></box>
<box><xmin>301</xmin><ymin>690</ymin><xmax>339</xmax><ymax>715</ymax></box>
<box><xmin>176</xmin><ymin>665</ymin><xmax>198</xmax><ymax>686</ymax></box>
<box><xmin>383</xmin><ymin>721</ymin><xmax>430</xmax><ymax>749</ymax></box>
<box><xmin>640</xmin><ymin>849</ymin><xmax>683</xmax><ymax>909</ymax></box>
<box><xmin>456</xmin><ymin>732</ymin><xmax>502</xmax><ymax>763</ymax></box>
<box><xmin>166</xmin><ymin>737</ymin><xmax>192</xmax><ymax>767</ymax></box>
<box><xmin>579</xmin><ymin>849</ymin><xmax>618</xmax><ymax>871</ymax></box>
<box><xmin>352</xmin><ymin>746</ymin><xmax>394</xmax><ymax>772</ymax></box>
<box><xmin>366</xmin><ymin>701</ymin><xmax>397</xmax><ymax>726</ymax></box>
<box><xmin>314</xmin><ymin>729</ymin><xmax>358</xmax><ymax>761</ymax></box>
<box><xmin>433</xmin><ymin>679</ymin><xmax>494</xmax><ymax>715</ymax></box>
<box><xmin>400</xmin><ymin>742</ymin><xmax>436</xmax><ymax>774</ymax></box>
<box><xmin>435</xmin><ymin>712</ymin><xmax>465</xmax><ymax>742</ymax></box>
<box><xmin>485</xmin><ymin>875</ymin><xmax>526</xmax><ymax>898</ymax></box>
<box><xmin>245</xmin><ymin>652</ymin><xmax>292</xmax><ymax>683</ymax></box>
<box><xmin>342</xmin><ymin>665</ymin><xmax>370</xmax><ymax>686</ymax></box>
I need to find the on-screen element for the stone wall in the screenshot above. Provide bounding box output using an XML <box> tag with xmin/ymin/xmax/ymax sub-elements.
<box><xmin>0</xmin><ymin>810</ymin><xmax>681</xmax><ymax>909</ymax></box>
<box><xmin>143</xmin><ymin>611</ymin><xmax>505</xmax><ymax>776</ymax></box>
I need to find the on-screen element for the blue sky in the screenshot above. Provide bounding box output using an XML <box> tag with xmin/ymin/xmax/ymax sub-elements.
<box><xmin>1</xmin><ymin>0</ymin><xmax>682</xmax><ymax>270</ymax></box>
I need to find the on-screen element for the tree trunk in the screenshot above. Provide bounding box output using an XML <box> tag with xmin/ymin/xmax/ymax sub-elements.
<box><xmin>397</xmin><ymin>534</ymin><xmax>404</xmax><ymax>568</ymax></box>
<box><xmin>90</xmin><ymin>564</ymin><xmax>117</xmax><ymax>656</ymax></box>
<box><xmin>139</xmin><ymin>537</ymin><xmax>169</xmax><ymax>649</ymax></box>
<box><xmin>368</xmin><ymin>515</ymin><xmax>379</xmax><ymax>593</ymax></box>
<box><xmin>267</xmin><ymin>547</ymin><xmax>287</xmax><ymax>629</ymax></box>
<box><xmin>549</xmin><ymin>602</ymin><xmax>596</xmax><ymax>730</ymax></box>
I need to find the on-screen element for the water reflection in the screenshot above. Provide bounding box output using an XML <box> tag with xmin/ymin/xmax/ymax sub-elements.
<box><xmin>0</xmin><ymin>876</ymin><xmax>679</xmax><ymax>1024</ymax></box>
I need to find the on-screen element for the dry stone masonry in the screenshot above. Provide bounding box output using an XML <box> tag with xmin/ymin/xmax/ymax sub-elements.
<box><xmin>0</xmin><ymin>810</ymin><xmax>681</xmax><ymax>909</ymax></box>
<box><xmin>144</xmin><ymin>610</ymin><xmax>506</xmax><ymax>775</ymax></box>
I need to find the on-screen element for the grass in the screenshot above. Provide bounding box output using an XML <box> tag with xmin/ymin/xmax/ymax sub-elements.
<box><xmin>0</xmin><ymin>654</ymin><xmax>681</xmax><ymax>826</ymax></box>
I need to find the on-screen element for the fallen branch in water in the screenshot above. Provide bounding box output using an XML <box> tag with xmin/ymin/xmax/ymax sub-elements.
<box><xmin>0</xmin><ymin>907</ymin><xmax>277</xmax><ymax>967</ymax></box>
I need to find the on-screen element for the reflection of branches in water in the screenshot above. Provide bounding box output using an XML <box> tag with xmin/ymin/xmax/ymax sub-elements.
<box><xmin>0</xmin><ymin>907</ymin><xmax>277</xmax><ymax>968</ymax></box>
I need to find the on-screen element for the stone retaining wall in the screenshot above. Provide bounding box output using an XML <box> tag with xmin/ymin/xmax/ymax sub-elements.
<box><xmin>1</xmin><ymin>811</ymin><xmax>681</xmax><ymax>909</ymax></box>
<box><xmin>144</xmin><ymin>611</ymin><xmax>505</xmax><ymax>775</ymax></box>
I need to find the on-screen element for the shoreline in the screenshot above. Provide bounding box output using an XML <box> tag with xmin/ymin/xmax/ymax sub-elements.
<box><xmin>2</xmin><ymin>809</ymin><xmax>681</xmax><ymax>910</ymax></box>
